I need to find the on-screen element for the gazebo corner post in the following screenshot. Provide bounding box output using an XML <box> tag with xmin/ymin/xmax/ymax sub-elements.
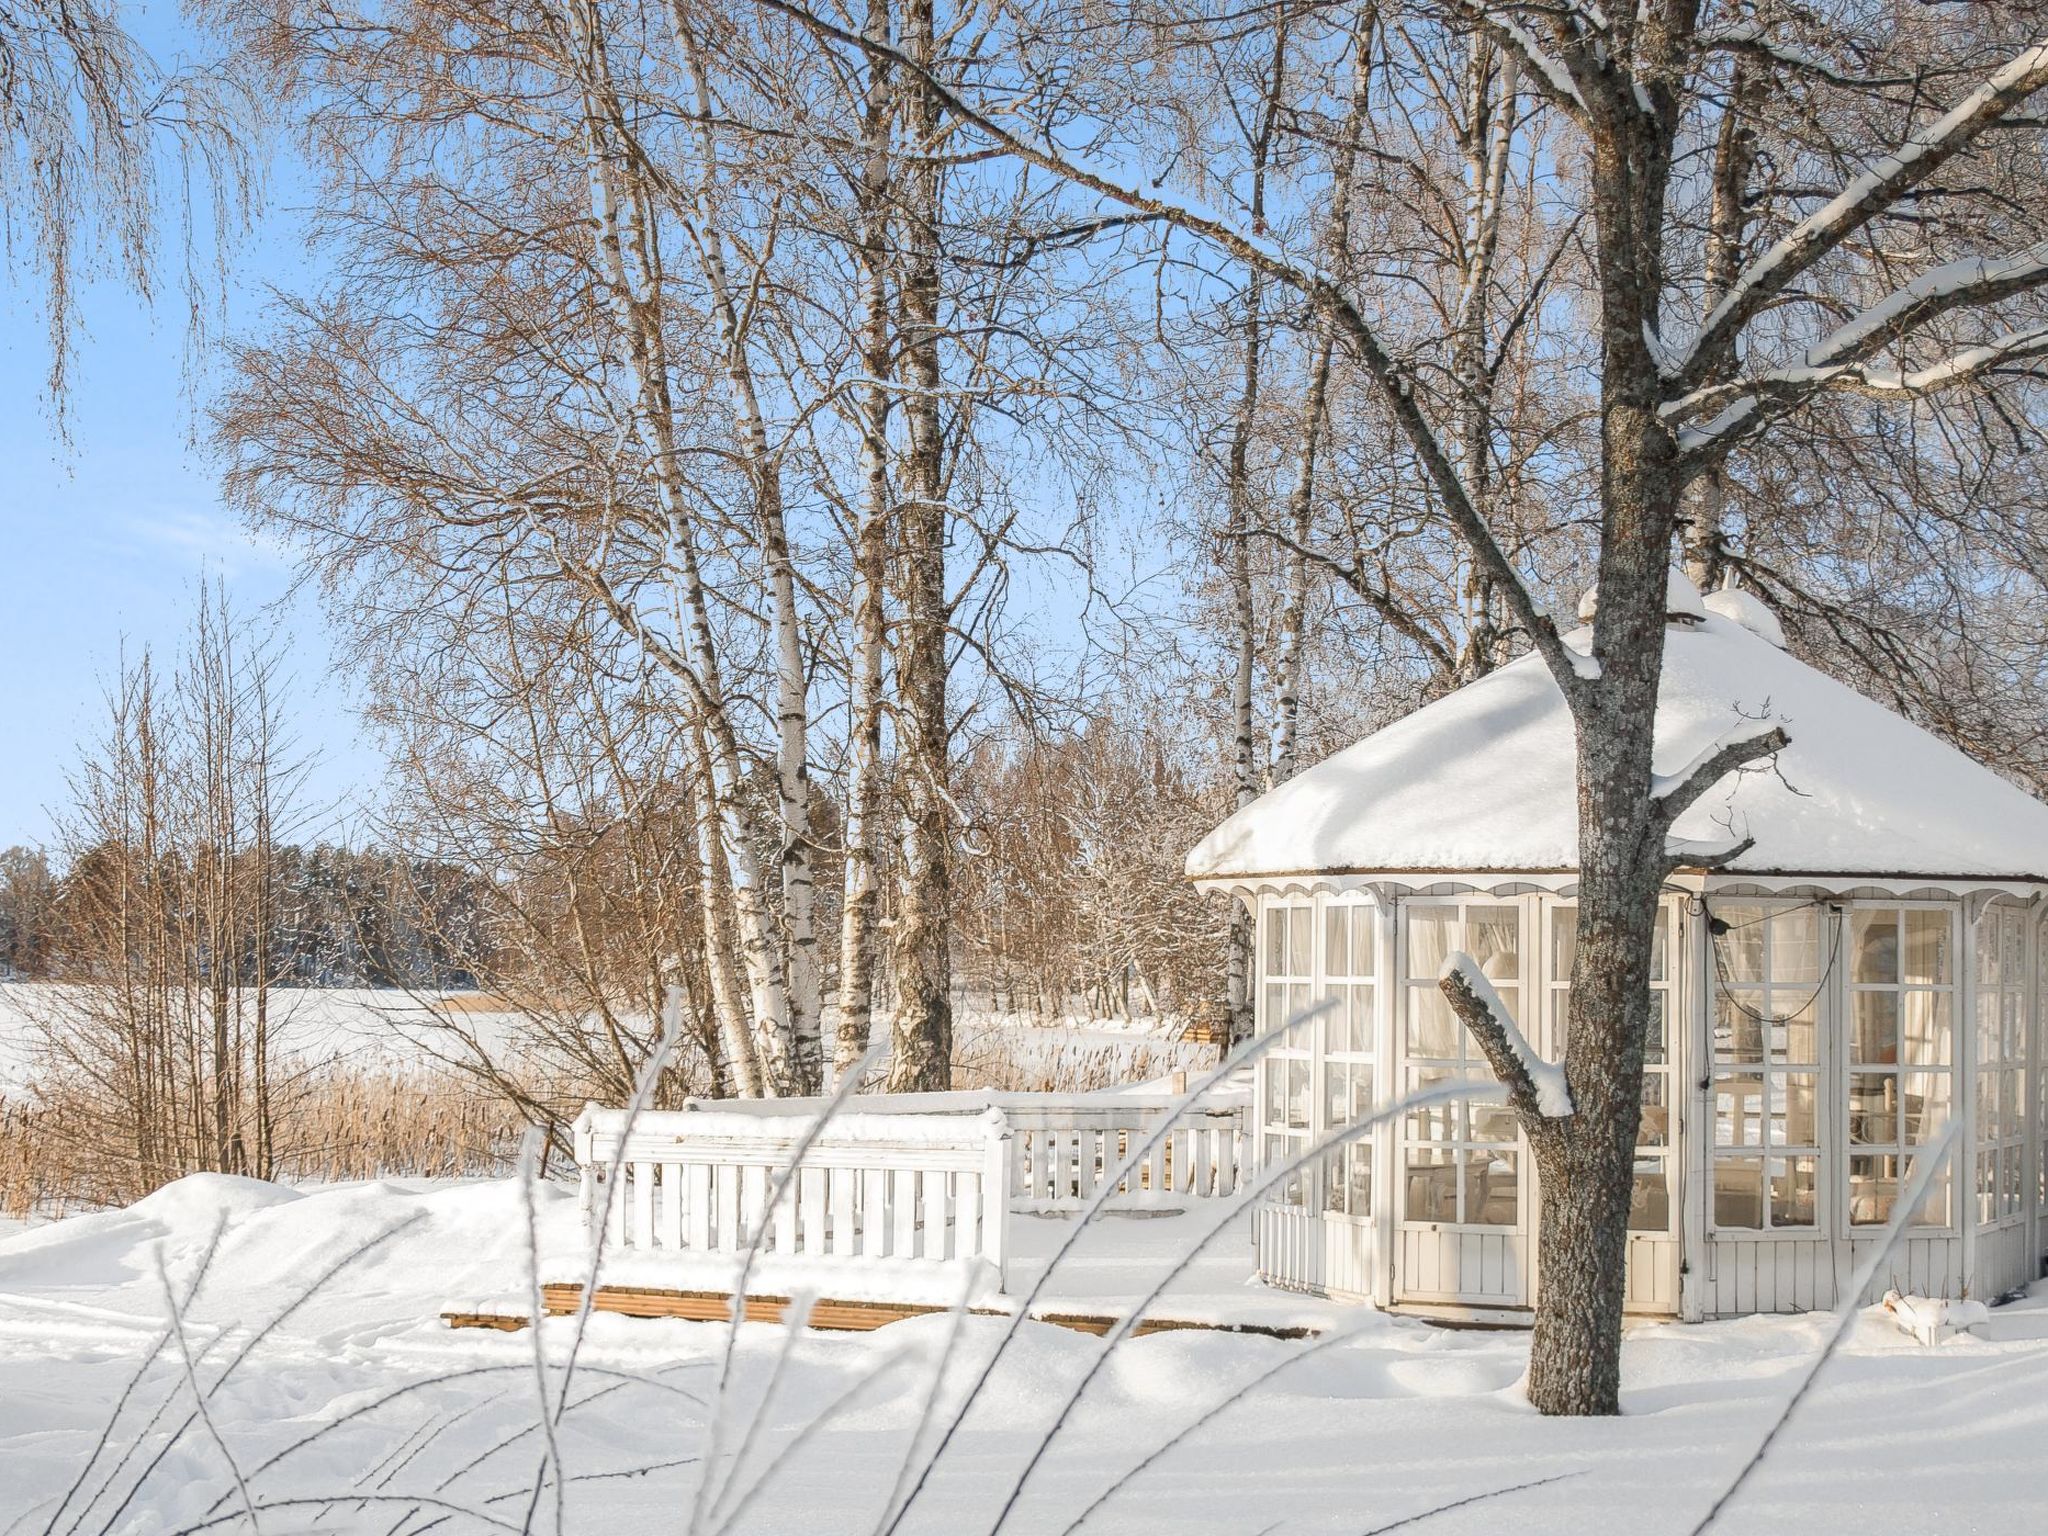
<box><xmin>1959</xmin><ymin>900</ymin><xmax>1982</xmax><ymax>1300</ymax></box>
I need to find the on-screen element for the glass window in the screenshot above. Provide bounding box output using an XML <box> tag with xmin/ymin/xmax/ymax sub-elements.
<box><xmin>1846</xmin><ymin>906</ymin><xmax>1956</xmax><ymax>1228</ymax></box>
<box><xmin>1400</xmin><ymin>901</ymin><xmax>1529</xmax><ymax>1228</ymax></box>
<box><xmin>1317</xmin><ymin>898</ymin><xmax>1377</xmax><ymax>1221</ymax></box>
<box><xmin>1255</xmin><ymin>900</ymin><xmax>1315</xmax><ymax>1206</ymax></box>
<box><xmin>1709</xmin><ymin>902</ymin><xmax>1825</xmax><ymax>1231</ymax></box>
<box><xmin>1974</xmin><ymin>904</ymin><xmax>2028</xmax><ymax>1229</ymax></box>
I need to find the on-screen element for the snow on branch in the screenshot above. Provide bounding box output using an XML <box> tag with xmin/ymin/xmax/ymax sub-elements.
<box><xmin>1438</xmin><ymin>953</ymin><xmax>1574</xmax><ymax>1120</ymax></box>
<box><xmin>1651</xmin><ymin>720</ymin><xmax>1791</xmax><ymax>825</ymax></box>
<box><xmin>1672</xmin><ymin>41</ymin><xmax>2048</xmax><ymax>386</ymax></box>
<box><xmin>1672</xmin><ymin>322</ymin><xmax>2048</xmax><ymax>456</ymax></box>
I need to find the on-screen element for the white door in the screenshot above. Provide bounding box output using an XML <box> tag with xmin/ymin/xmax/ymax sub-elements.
<box><xmin>1392</xmin><ymin>898</ymin><xmax>1534</xmax><ymax>1310</ymax></box>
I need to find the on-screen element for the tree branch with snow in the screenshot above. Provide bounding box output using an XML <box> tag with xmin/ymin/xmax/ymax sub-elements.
<box><xmin>1672</xmin><ymin>39</ymin><xmax>2048</xmax><ymax>391</ymax></box>
<box><xmin>1650</xmin><ymin>722</ymin><xmax>1791</xmax><ymax>829</ymax></box>
<box><xmin>1438</xmin><ymin>953</ymin><xmax>1574</xmax><ymax>1124</ymax></box>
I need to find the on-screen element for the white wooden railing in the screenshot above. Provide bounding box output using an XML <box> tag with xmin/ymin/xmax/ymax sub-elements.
<box><xmin>1003</xmin><ymin>1101</ymin><xmax>1243</xmax><ymax>1214</ymax></box>
<box><xmin>575</xmin><ymin>1107</ymin><xmax>1012</xmax><ymax>1283</ymax></box>
<box><xmin>572</xmin><ymin>1090</ymin><xmax>1247</xmax><ymax>1293</ymax></box>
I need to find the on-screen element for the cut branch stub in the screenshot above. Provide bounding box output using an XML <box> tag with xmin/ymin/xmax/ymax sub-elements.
<box><xmin>1438</xmin><ymin>954</ymin><xmax>1574</xmax><ymax>1133</ymax></box>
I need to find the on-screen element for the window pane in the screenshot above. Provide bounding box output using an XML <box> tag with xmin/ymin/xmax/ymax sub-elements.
<box><xmin>1347</xmin><ymin>1146</ymin><xmax>1373</xmax><ymax>1216</ymax></box>
<box><xmin>1265</xmin><ymin>908</ymin><xmax>1287</xmax><ymax>975</ymax></box>
<box><xmin>1263</xmin><ymin>983</ymin><xmax>1287</xmax><ymax>1037</ymax></box>
<box><xmin>1716</xmin><ymin>905</ymin><xmax>1766</xmax><ymax>982</ymax></box>
<box><xmin>1715</xmin><ymin>1157</ymin><xmax>1764</xmax><ymax>1228</ymax></box>
<box><xmin>1903</xmin><ymin>993</ymin><xmax>1949</xmax><ymax>1068</ymax></box>
<box><xmin>1774</xmin><ymin>1002</ymin><xmax>1818</xmax><ymax>1066</ymax></box>
<box><xmin>1715</xmin><ymin>1073</ymin><xmax>1765</xmax><ymax>1145</ymax></box>
<box><xmin>1848</xmin><ymin>1074</ymin><xmax>1894</xmax><ymax>1146</ymax></box>
<box><xmin>1852</xmin><ymin>910</ymin><xmax>1899</xmax><ymax>985</ymax></box>
<box><xmin>1324</xmin><ymin>904</ymin><xmax>1349</xmax><ymax>978</ymax></box>
<box><xmin>1778</xmin><ymin>1073</ymin><xmax>1818</xmax><ymax>1146</ymax></box>
<box><xmin>1323</xmin><ymin>1063</ymin><xmax>1351</xmax><ymax>1130</ymax></box>
<box><xmin>1977</xmin><ymin>993</ymin><xmax>2001</xmax><ymax>1063</ymax></box>
<box><xmin>1913</xmin><ymin>1170</ymin><xmax>1949</xmax><ymax>1228</ymax></box>
<box><xmin>1771</xmin><ymin>1157</ymin><xmax>1818</xmax><ymax>1227</ymax></box>
<box><xmin>1404</xmin><ymin>1148</ymin><xmax>1458</xmax><ymax>1222</ymax></box>
<box><xmin>1639</xmin><ymin>1075</ymin><xmax>1669</xmax><ymax>1146</ymax></box>
<box><xmin>1263</xmin><ymin>1062</ymin><xmax>1285</xmax><ymax>1127</ymax></box>
<box><xmin>1288</xmin><ymin>911</ymin><xmax>1312</xmax><ymax>977</ymax></box>
<box><xmin>1407</xmin><ymin>908</ymin><xmax>1455</xmax><ymax>980</ymax></box>
<box><xmin>1852</xmin><ymin>993</ymin><xmax>1899</xmax><ymax>1064</ymax></box>
<box><xmin>1904</xmin><ymin>909</ymin><xmax>1950</xmax><ymax>985</ymax></box>
<box><xmin>1285</xmin><ymin>1060</ymin><xmax>1311</xmax><ymax>1129</ymax></box>
<box><xmin>1289</xmin><ymin>983</ymin><xmax>1314</xmax><ymax>1032</ymax></box>
<box><xmin>1902</xmin><ymin>1072</ymin><xmax>1947</xmax><ymax>1143</ymax></box>
<box><xmin>1715</xmin><ymin>993</ymin><xmax>1764</xmax><ymax>1062</ymax></box>
<box><xmin>1849</xmin><ymin>1154</ymin><xmax>1898</xmax><ymax>1226</ymax></box>
<box><xmin>1351</xmin><ymin>983</ymin><xmax>1376</xmax><ymax>1053</ymax></box>
<box><xmin>1775</xmin><ymin>907</ymin><xmax>1822</xmax><ymax>983</ymax></box>
<box><xmin>1406</xmin><ymin>991</ymin><xmax>1460</xmax><ymax>1057</ymax></box>
<box><xmin>1353</xmin><ymin>906</ymin><xmax>1376</xmax><ymax>978</ymax></box>
<box><xmin>1629</xmin><ymin>1165</ymin><xmax>1670</xmax><ymax>1231</ymax></box>
<box><xmin>1406</xmin><ymin>1067</ymin><xmax>1455</xmax><ymax>1141</ymax></box>
<box><xmin>1469</xmin><ymin>906</ymin><xmax>1520</xmax><ymax>979</ymax></box>
<box><xmin>1468</xmin><ymin>1150</ymin><xmax>1518</xmax><ymax>1225</ymax></box>
<box><xmin>1645</xmin><ymin>992</ymin><xmax>1667</xmax><ymax>1064</ymax></box>
<box><xmin>1651</xmin><ymin>911</ymin><xmax>1669</xmax><ymax>982</ymax></box>
<box><xmin>1469</xmin><ymin>1101</ymin><xmax>1518</xmax><ymax>1143</ymax></box>
<box><xmin>1552</xmin><ymin>905</ymin><xmax>1577</xmax><ymax>979</ymax></box>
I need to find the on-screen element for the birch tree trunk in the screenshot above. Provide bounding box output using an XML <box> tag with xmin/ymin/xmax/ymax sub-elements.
<box><xmin>566</xmin><ymin>1</ymin><xmax>799</xmax><ymax>1093</ymax></box>
<box><xmin>833</xmin><ymin>0</ymin><xmax>896</xmax><ymax>1081</ymax></box>
<box><xmin>886</xmin><ymin>0</ymin><xmax>953</xmax><ymax>1091</ymax></box>
<box><xmin>1221</xmin><ymin>19</ymin><xmax>1287</xmax><ymax>1039</ymax></box>
<box><xmin>669</xmin><ymin>6</ymin><xmax>822</xmax><ymax>1094</ymax></box>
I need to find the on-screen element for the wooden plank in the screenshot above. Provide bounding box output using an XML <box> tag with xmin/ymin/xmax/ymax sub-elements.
<box><xmin>479</xmin><ymin>1285</ymin><xmax>1325</xmax><ymax>1343</ymax></box>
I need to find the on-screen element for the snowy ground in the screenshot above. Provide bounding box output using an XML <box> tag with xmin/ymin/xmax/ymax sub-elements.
<box><xmin>5</xmin><ymin>1177</ymin><xmax>2048</xmax><ymax>1534</ymax></box>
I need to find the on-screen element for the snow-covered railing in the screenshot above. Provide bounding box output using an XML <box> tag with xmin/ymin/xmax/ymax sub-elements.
<box><xmin>1002</xmin><ymin>1100</ymin><xmax>1244</xmax><ymax>1213</ymax></box>
<box><xmin>572</xmin><ymin>1089</ymin><xmax>1248</xmax><ymax>1290</ymax></box>
<box><xmin>574</xmin><ymin>1106</ymin><xmax>1011</xmax><ymax>1286</ymax></box>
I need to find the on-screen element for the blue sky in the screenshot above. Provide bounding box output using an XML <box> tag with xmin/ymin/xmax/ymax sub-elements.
<box><xmin>0</xmin><ymin>19</ymin><xmax>382</xmax><ymax>852</ymax></box>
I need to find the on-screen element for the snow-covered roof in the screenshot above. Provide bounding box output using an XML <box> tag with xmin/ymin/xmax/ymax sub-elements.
<box><xmin>1187</xmin><ymin>601</ymin><xmax>2048</xmax><ymax>884</ymax></box>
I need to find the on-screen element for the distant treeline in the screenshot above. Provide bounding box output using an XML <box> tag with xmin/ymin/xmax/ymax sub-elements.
<box><xmin>0</xmin><ymin>842</ymin><xmax>491</xmax><ymax>989</ymax></box>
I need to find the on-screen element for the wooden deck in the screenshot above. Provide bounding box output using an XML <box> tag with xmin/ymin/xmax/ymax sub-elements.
<box><xmin>442</xmin><ymin>1282</ymin><xmax>1318</xmax><ymax>1341</ymax></box>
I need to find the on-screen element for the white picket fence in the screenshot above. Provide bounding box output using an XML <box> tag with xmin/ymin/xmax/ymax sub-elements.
<box><xmin>572</xmin><ymin>1091</ymin><xmax>1247</xmax><ymax>1293</ymax></box>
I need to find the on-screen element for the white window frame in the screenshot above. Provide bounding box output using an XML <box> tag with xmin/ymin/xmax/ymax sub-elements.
<box><xmin>1394</xmin><ymin>895</ymin><xmax>1534</xmax><ymax>1233</ymax></box>
<box><xmin>1839</xmin><ymin>899</ymin><xmax>1958</xmax><ymax>1235</ymax></box>
<box><xmin>1975</xmin><ymin>902</ymin><xmax>2029</xmax><ymax>1232</ymax></box>
<box><xmin>1705</xmin><ymin>898</ymin><xmax>1830</xmax><ymax>1237</ymax></box>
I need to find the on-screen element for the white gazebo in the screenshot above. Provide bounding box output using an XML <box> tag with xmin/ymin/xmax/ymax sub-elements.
<box><xmin>1188</xmin><ymin>576</ymin><xmax>2048</xmax><ymax>1323</ymax></box>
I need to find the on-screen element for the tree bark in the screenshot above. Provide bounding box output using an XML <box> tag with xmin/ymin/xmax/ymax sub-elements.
<box><xmin>833</xmin><ymin>0</ymin><xmax>896</xmax><ymax>1083</ymax></box>
<box><xmin>886</xmin><ymin>0</ymin><xmax>952</xmax><ymax>1091</ymax></box>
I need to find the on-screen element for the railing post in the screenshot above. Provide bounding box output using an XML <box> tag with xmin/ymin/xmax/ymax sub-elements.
<box><xmin>983</xmin><ymin>1110</ymin><xmax>1013</xmax><ymax>1293</ymax></box>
